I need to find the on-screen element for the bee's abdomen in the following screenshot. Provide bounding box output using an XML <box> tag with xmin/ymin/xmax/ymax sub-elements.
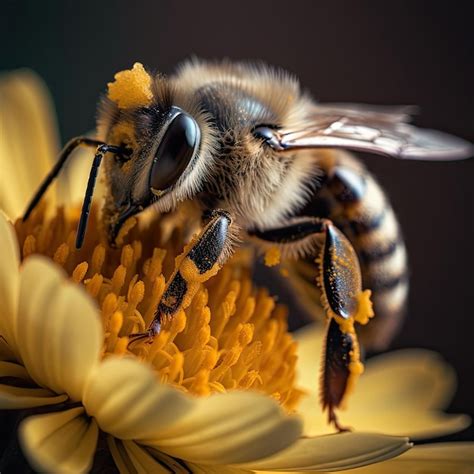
<box><xmin>314</xmin><ymin>152</ymin><xmax>408</xmax><ymax>349</ymax></box>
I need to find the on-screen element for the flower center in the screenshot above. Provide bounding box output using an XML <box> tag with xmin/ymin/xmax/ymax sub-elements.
<box><xmin>15</xmin><ymin>204</ymin><xmax>303</xmax><ymax>411</ymax></box>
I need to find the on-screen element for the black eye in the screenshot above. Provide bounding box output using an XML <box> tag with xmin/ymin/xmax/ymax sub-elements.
<box><xmin>149</xmin><ymin>113</ymin><xmax>200</xmax><ymax>192</ymax></box>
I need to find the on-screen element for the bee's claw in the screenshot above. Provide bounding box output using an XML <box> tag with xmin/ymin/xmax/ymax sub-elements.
<box><xmin>127</xmin><ymin>324</ymin><xmax>160</xmax><ymax>348</ymax></box>
<box><xmin>328</xmin><ymin>408</ymin><xmax>352</xmax><ymax>433</ymax></box>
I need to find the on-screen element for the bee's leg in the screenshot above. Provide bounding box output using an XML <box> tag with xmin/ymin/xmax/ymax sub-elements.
<box><xmin>130</xmin><ymin>210</ymin><xmax>233</xmax><ymax>343</ymax></box>
<box><xmin>250</xmin><ymin>218</ymin><xmax>374</xmax><ymax>431</ymax></box>
<box><xmin>311</xmin><ymin>152</ymin><xmax>408</xmax><ymax>350</ymax></box>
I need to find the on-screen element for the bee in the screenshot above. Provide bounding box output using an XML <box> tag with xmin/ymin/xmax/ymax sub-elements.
<box><xmin>23</xmin><ymin>60</ymin><xmax>473</xmax><ymax>430</ymax></box>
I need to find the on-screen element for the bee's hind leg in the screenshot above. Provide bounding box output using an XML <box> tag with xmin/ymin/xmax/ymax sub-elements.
<box><xmin>129</xmin><ymin>210</ymin><xmax>233</xmax><ymax>346</ymax></box>
<box><xmin>249</xmin><ymin>218</ymin><xmax>374</xmax><ymax>431</ymax></box>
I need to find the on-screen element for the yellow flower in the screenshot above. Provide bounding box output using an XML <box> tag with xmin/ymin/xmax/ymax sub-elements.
<box><xmin>0</xmin><ymin>69</ymin><xmax>471</xmax><ymax>473</ymax></box>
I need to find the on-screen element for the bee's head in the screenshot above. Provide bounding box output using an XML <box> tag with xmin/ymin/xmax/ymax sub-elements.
<box><xmin>97</xmin><ymin>64</ymin><xmax>211</xmax><ymax>245</ymax></box>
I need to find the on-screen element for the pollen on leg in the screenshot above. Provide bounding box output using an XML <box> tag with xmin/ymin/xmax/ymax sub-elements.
<box><xmin>264</xmin><ymin>246</ymin><xmax>281</xmax><ymax>267</ymax></box>
<box><xmin>13</xmin><ymin>204</ymin><xmax>304</xmax><ymax>412</ymax></box>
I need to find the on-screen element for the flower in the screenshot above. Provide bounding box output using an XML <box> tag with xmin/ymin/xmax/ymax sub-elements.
<box><xmin>0</xmin><ymin>69</ymin><xmax>471</xmax><ymax>473</ymax></box>
<box><xmin>0</xmin><ymin>204</ymin><xmax>411</xmax><ymax>473</ymax></box>
<box><xmin>337</xmin><ymin>443</ymin><xmax>474</xmax><ymax>474</ymax></box>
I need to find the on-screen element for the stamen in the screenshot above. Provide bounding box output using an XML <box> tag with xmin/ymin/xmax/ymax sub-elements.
<box><xmin>13</xmin><ymin>205</ymin><xmax>303</xmax><ymax>411</ymax></box>
<box><xmin>72</xmin><ymin>262</ymin><xmax>88</xmax><ymax>284</ymax></box>
<box><xmin>53</xmin><ymin>243</ymin><xmax>69</xmax><ymax>267</ymax></box>
<box><xmin>22</xmin><ymin>235</ymin><xmax>36</xmax><ymax>259</ymax></box>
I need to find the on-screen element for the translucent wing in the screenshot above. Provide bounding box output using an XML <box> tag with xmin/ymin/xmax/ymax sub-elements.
<box><xmin>270</xmin><ymin>103</ymin><xmax>473</xmax><ymax>160</ymax></box>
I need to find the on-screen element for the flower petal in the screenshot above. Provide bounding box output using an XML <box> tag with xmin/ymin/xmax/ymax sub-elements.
<box><xmin>333</xmin><ymin>442</ymin><xmax>474</xmax><ymax>474</ymax></box>
<box><xmin>300</xmin><ymin>391</ymin><xmax>469</xmax><ymax>440</ymax></box>
<box><xmin>293</xmin><ymin>323</ymin><xmax>325</xmax><ymax>391</ymax></box>
<box><xmin>87</xmin><ymin>359</ymin><xmax>299</xmax><ymax>467</ymax></box>
<box><xmin>108</xmin><ymin>438</ymin><xmax>171</xmax><ymax>474</ymax></box>
<box><xmin>109</xmin><ymin>439</ymin><xmax>251</xmax><ymax>474</ymax></box>
<box><xmin>295</xmin><ymin>324</ymin><xmax>469</xmax><ymax>439</ymax></box>
<box><xmin>188</xmin><ymin>461</ymin><xmax>252</xmax><ymax>474</ymax></box>
<box><xmin>351</xmin><ymin>349</ymin><xmax>458</xmax><ymax>410</ymax></box>
<box><xmin>19</xmin><ymin>407</ymin><xmax>98</xmax><ymax>474</ymax></box>
<box><xmin>148</xmin><ymin>391</ymin><xmax>302</xmax><ymax>465</ymax></box>
<box><xmin>339</xmin><ymin>349</ymin><xmax>469</xmax><ymax>439</ymax></box>
<box><xmin>0</xmin><ymin>212</ymin><xmax>20</xmax><ymax>356</ymax></box>
<box><xmin>83</xmin><ymin>357</ymin><xmax>195</xmax><ymax>440</ymax></box>
<box><xmin>0</xmin><ymin>334</ymin><xmax>16</xmax><ymax>361</ymax></box>
<box><xmin>237</xmin><ymin>432</ymin><xmax>410</xmax><ymax>471</ymax></box>
<box><xmin>0</xmin><ymin>69</ymin><xmax>59</xmax><ymax>219</ymax></box>
<box><xmin>0</xmin><ymin>384</ymin><xmax>67</xmax><ymax>409</ymax></box>
<box><xmin>0</xmin><ymin>360</ymin><xmax>31</xmax><ymax>379</ymax></box>
<box><xmin>17</xmin><ymin>256</ymin><xmax>102</xmax><ymax>401</ymax></box>
<box><xmin>0</xmin><ymin>361</ymin><xmax>68</xmax><ymax>408</ymax></box>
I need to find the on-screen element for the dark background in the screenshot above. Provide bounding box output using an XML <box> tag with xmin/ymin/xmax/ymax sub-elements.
<box><xmin>2</xmin><ymin>0</ymin><xmax>473</xmax><ymax>443</ymax></box>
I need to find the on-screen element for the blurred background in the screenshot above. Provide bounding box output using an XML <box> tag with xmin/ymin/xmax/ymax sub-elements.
<box><xmin>2</xmin><ymin>0</ymin><xmax>473</xmax><ymax>442</ymax></box>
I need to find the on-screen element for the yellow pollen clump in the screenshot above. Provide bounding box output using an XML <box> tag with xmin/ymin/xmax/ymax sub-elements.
<box><xmin>107</xmin><ymin>62</ymin><xmax>153</xmax><ymax>109</ymax></box>
<box><xmin>354</xmin><ymin>289</ymin><xmax>375</xmax><ymax>325</ymax></box>
<box><xmin>15</xmin><ymin>204</ymin><xmax>303</xmax><ymax>411</ymax></box>
<box><xmin>264</xmin><ymin>246</ymin><xmax>281</xmax><ymax>267</ymax></box>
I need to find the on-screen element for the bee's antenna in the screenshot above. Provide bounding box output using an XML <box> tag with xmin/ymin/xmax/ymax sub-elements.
<box><xmin>75</xmin><ymin>144</ymin><xmax>127</xmax><ymax>249</ymax></box>
<box><xmin>23</xmin><ymin>137</ymin><xmax>106</xmax><ymax>221</ymax></box>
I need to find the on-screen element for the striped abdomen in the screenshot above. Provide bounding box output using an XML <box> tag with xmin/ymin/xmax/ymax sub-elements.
<box><xmin>307</xmin><ymin>150</ymin><xmax>408</xmax><ymax>349</ymax></box>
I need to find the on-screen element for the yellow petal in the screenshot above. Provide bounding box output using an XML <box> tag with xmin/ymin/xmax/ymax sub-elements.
<box><xmin>188</xmin><ymin>461</ymin><xmax>252</xmax><ymax>474</ymax></box>
<box><xmin>0</xmin><ymin>212</ymin><xmax>20</xmax><ymax>356</ymax></box>
<box><xmin>0</xmin><ymin>361</ymin><xmax>68</xmax><ymax>408</ymax></box>
<box><xmin>238</xmin><ymin>432</ymin><xmax>410</xmax><ymax>471</ymax></box>
<box><xmin>149</xmin><ymin>391</ymin><xmax>302</xmax><ymax>465</ymax></box>
<box><xmin>0</xmin><ymin>360</ymin><xmax>31</xmax><ymax>379</ymax></box>
<box><xmin>300</xmin><ymin>391</ymin><xmax>469</xmax><ymax>440</ymax></box>
<box><xmin>107</xmin><ymin>436</ymin><xmax>138</xmax><ymax>474</ymax></box>
<box><xmin>293</xmin><ymin>323</ymin><xmax>325</xmax><ymax>391</ymax></box>
<box><xmin>109</xmin><ymin>439</ymin><xmax>249</xmax><ymax>474</ymax></box>
<box><xmin>17</xmin><ymin>256</ymin><xmax>102</xmax><ymax>401</ymax></box>
<box><xmin>295</xmin><ymin>324</ymin><xmax>468</xmax><ymax>439</ymax></box>
<box><xmin>108</xmin><ymin>438</ymin><xmax>171</xmax><ymax>474</ymax></box>
<box><xmin>0</xmin><ymin>383</ymin><xmax>67</xmax><ymax>409</ymax></box>
<box><xmin>0</xmin><ymin>331</ymin><xmax>16</xmax><ymax>361</ymax></box>
<box><xmin>333</xmin><ymin>442</ymin><xmax>474</xmax><ymax>474</ymax></box>
<box><xmin>83</xmin><ymin>357</ymin><xmax>195</xmax><ymax>440</ymax></box>
<box><xmin>0</xmin><ymin>69</ymin><xmax>59</xmax><ymax>219</ymax></box>
<box><xmin>19</xmin><ymin>407</ymin><xmax>98</xmax><ymax>474</ymax></box>
<box><xmin>352</xmin><ymin>349</ymin><xmax>457</xmax><ymax>410</ymax></box>
<box><xmin>339</xmin><ymin>349</ymin><xmax>469</xmax><ymax>439</ymax></box>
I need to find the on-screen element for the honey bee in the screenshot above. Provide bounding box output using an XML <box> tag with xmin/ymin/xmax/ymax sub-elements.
<box><xmin>23</xmin><ymin>60</ymin><xmax>473</xmax><ymax>430</ymax></box>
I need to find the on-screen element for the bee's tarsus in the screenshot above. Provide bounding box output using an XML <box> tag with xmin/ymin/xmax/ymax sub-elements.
<box><xmin>328</xmin><ymin>407</ymin><xmax>352</xmax><ymax>433</ymax></box>
<box><xmin>128</xmin><ymin>327</ymin><xmax>158</xmax><ymax>348</ymax></box>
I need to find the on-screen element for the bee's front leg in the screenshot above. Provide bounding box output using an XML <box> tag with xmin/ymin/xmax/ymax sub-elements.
<box><xmin>130</xmin><ymin>210</ymin><xmax>233</xmax><ymax>344</ymax></box>
<box><xmin>250</xmin><ymin>218</ymin><xmax>374</xmax><ymax>431</ymax></box>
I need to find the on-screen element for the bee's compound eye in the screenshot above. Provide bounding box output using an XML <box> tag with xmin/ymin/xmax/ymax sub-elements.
<box><xmin>150</xmin><ymin>113</ymin><xmax>200</xmax><ymax>192</ymax></box>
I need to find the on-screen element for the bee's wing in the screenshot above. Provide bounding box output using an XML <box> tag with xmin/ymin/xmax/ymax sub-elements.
<box><xmin>276</xmin><ymin>103</ymin><xmax>473</xmax><ymax>160</ymax></box>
